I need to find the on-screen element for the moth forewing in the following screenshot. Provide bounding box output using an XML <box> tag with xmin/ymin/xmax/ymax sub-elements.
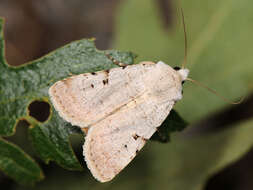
<box><xmin>49</xmin><ymin>61</ymin><xmax>189</xmax><ymax>182</ymax></box>
<box><xmin>49</xmin><ymin>62</ymin><xmax>156</xmax><ymax>128</ymax></box>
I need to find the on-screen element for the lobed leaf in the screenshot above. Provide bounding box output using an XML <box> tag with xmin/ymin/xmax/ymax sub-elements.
<box><xmin>0</xmin><ymin>137</ymin><xmax>43</xmax><ymax>185</ymax></box>
<box><xmin>0</xmin><ymin>15</ymin><xmax>185</xmax><ymax>185</ymax></box>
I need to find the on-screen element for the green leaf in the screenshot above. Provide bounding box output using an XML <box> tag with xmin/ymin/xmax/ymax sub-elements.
<box><xmin>0</xmin><ymin>29</ymin><xmax>136</xmax><ymax>137</ymax></box>
<box><xmin>0</xmin><ymin>9</ymin><xmax>187</xmax><ymax>180</ymax></box>
<box><xmin>0</xmin><ymin>16</ymin><xmax>155</xmax><ymax>184</ymax></box>
<box><xmin>0</xmin><ymin>137</ymin><xmax>43</xmax><ymax>185</ymax></box>
<box><xmin>28</xmin><ymin>110</ymin><xmax>83</xmax><ymax>170</ymax></box>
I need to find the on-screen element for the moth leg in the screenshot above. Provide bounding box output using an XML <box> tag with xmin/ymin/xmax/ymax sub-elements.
<box><xmin>105</xmin><ymin>54</ymin><xmax>128</xmax><ymax>67</ymax></box>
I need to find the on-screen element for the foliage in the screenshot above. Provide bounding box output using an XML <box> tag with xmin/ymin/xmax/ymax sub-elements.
<box><xmin>1</xmin><ymin>0</ymin><xmax>253</xmax><ymax>188</ymax></box>
<box><xmin>0</xmin><ymin>17</ymin><xmax>186</xmax><ymax>185</ymax></box>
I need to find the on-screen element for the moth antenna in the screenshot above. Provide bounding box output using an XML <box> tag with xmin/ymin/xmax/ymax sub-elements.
<box><xmin>179</xmin><ymin>3</ymin><xmax>188</xmax><ymax>69</ymax></box>
<box><xmin>186</xmin><ymin>78</ymin><xmax>244</xmax><ymax>105</ymax></box>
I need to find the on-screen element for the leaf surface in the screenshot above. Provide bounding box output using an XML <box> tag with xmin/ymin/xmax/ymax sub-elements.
<box><xmin>0</xmin><ymin>137</ymin><xmax>43</xmax><ymax>185</ymax></box>
<box><xmin>0</xmin><ymin>15</ymin><xmax>184</xmax><ymax>184</ymax></box>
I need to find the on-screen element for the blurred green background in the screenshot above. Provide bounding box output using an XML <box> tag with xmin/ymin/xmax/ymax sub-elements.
<box><xmin>1</xmin><ymin>0</ymin><xmax>253</xmax><ymax>189</ymax></box>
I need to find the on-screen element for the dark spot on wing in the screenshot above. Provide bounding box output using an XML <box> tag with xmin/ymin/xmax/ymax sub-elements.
<box><xmin>142</xmin><ymin>137</ymin><xmax>148</xmax><ymax>142</ymax></box>
<box><xmin>124</xmin><ymin>144</ymin><xmax>127</xmax><ymax>148</ymax></box>
<box><xmin>91</xmin><ymin>72</ymin><xmax>96</xmax><ymax>75</ymax></box>
<box><xmin>122</xmin><ymin>65</ymin><xmax>127</xmax><ymax>69</ymax></box>
<box><xmin>91</xmin><ymin>84</ymin><xmax>94</xmax><ymax>88</ymax></box>
<box><xmin>133</xmin><ymin>134</ymin><xmax>140</xmax><ymax>140</ymax></box>
<box><xmin>102</xmin><ymin>79</ymin><xmax>109</xmax><ymax>85</ymax></box>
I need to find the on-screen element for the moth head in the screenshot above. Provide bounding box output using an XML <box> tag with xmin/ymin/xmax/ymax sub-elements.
<box><xmin>173</xmin><ymin>66</ymin><xmax>189</xmax><ymax>82</ymax></box>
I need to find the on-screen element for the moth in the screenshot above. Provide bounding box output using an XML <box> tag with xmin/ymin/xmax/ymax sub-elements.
<box><xmin>49</xmin><ymin>58</ymin><xmax>189</xmax><ymax>182</ymax></box>
<box><xmin>48</xmin><ymin>1</ymin><xmax>243</xmax><ymax>181</ymax></box>
<box><xmin>46</xmin><ymin>2</ymin><xmax>196</xmax><ymax>182</ymax></box>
